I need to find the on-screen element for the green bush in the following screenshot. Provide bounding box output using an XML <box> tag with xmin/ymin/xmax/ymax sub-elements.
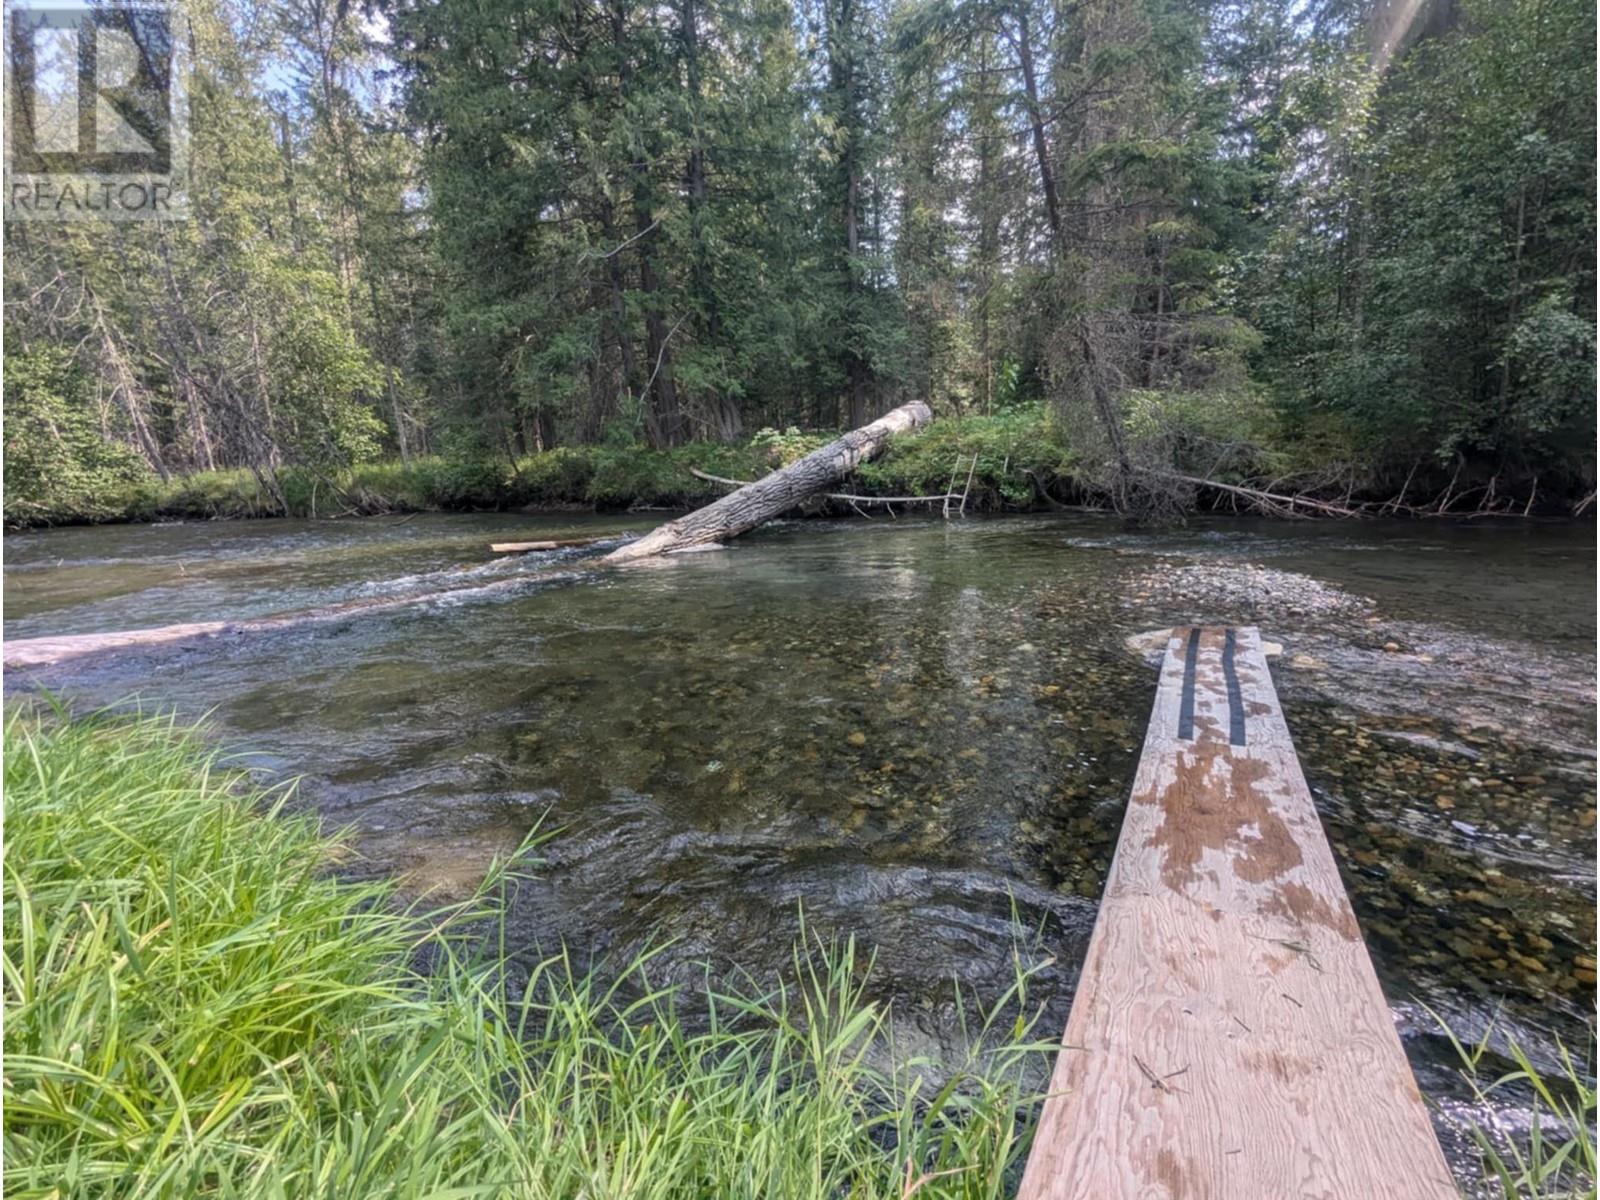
<box><xmin>508</xmin><ymin>447</ymin><xmax>595</xmax><ymax>506</ymax></box>
<box><xmin>1121</xmin><ymin>384</ymin><xmax>1292</xmax><ymax>482</ymax></box>
<box><xmin>415</xmin><ymin>458</ymin><xmax>513</xmax><ymax>508</ymax></box>
<box><xmin>749</xmin><ymin>426</ymin><xmax>833</xmax><ymax>466</ymax></box>
<box><xmin>857</xmin><ymin>405</ymin><xmax>1074</xmax><ymax>509</ymax></box>
<box><xmin>585</xmin><ymin>444</ymin><xmax>687</xmax><ymax>507</ymax></box>
<box><xmin>2</xmin><ymin>347</ymin><xmax>150</xmax><ymax>524</ymax></box>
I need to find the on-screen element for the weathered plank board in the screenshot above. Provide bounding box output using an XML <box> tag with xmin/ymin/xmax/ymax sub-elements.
<box><xmin>1018</xmin><ymin>626</ymin><xmax>1454</xmax><ymax>1200</ymax></box>
<box><xmin>489</xmin><ymin>537</ymin><xmax>610</xmax><ymax>554</ymax></box>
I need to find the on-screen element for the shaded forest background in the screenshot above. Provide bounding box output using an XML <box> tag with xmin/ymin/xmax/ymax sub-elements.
<box><xmin>5</xmin><ymin>0</ymin><xmax>1595</xmax><ymax>523</ymax></box>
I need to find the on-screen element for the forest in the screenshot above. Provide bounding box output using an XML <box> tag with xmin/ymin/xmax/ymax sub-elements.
<box><xmin>5</xmin><ymin>2</ymin><xmax>1599</xmax><ymax>1194</ymax></box>
<box><xmin>4</xmin><ymin>0</ymin><xmax>1596</xmax><ymax>524</ymax></box>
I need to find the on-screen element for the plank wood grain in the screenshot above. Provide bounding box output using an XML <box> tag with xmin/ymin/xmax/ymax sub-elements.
<box><xmin>489</xmin><ymin>537</ymin><xmax>611</xmax><ymax>554</ymax></box>
<box><xmin>1017</xmin><ymin>626</ymin><xmax>1454</xmax><ymax>1200</ymax></box>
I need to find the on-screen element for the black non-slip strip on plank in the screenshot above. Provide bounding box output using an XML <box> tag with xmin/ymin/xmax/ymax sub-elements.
<box><xmin>1223</xmin><ymin>627</ymin><xmax>1246</xmax><ymax>746</ymax></box>
<box><xmin>1177</xmin><ymin>626</ymin><xmax>1201</xmax><ymax>740</ymax></box>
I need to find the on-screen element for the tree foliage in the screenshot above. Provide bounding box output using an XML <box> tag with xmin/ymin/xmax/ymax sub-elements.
<box><xmin>3</xmin><ymin>0</ymin><xmax>1593</xmax><ymax>513</ymax></box>
<box><xmin>3</xmin><ymin>347</ymin><xmax>151</xmax><ymax>523</ymax></box>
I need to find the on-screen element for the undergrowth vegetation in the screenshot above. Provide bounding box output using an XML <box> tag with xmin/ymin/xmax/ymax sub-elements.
<box><xmin>3</xmin><ymin>710</ymin><xmax>1056</xmax><ymax>1199</ymax></box>
<box><xmin>5</xmin><ymin>408</ymin><xmax>1083</xmax><ymax>527</ymax></box>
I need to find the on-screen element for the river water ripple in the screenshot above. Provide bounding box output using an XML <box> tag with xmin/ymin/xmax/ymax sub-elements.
<box><xmin>5</xmin><ymin>512</ymin><xmax>1594</xmax><ymax>1185</ymax></box>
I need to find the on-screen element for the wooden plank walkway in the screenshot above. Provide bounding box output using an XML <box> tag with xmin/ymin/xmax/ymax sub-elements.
<box><xmin>1018</xmin><ymin>626</ymin><xmax>1454</xmax><ymax>1200</ymax></box>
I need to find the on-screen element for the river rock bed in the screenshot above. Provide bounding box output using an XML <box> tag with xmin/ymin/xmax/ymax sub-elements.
<box><xmin>6</xmin><ymin>512</ymin><xmax>1594</xmax><ymax>1190</ymax></box>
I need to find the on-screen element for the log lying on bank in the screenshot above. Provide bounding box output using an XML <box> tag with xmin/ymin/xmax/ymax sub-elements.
<box><xmin>604</xmin><ymin>401</ymin><xmax>933</xmax><ymax>563</ymax></box>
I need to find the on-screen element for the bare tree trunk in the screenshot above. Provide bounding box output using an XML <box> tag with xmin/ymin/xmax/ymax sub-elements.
<box><xmin>830</xmin><ymin>0</ymin><xmax>870</xmax><ymax>429</ymax></box>
<box><xmin>845</xmin><ymin>136</ymin><xmax>868</xmax><ymax>429</ymax></box>
<box><xmin>680</xmin><ymin>0</ymin><xmax>739</xmax><ymax>442</ymax></box>
<box><xmin>1014</xmin><ymin>10</ymin><xmax>1062</xmax><ymax>245</ymax></box>
<box><xmin>636</xmin><ymin>199</ymin><xmax>686</xmax><ymax>446</ymax></box>
<box><xmin>1498</xmin><ymin>180</ymin><xmax>1527</xmax><ymax>414</ymax></box>
<box><xmin>1075</xmin><ymin>320</ymin><xmax>1133</xmax><ymax>507</ymax></box>
<box><xmin>187</xmin><ymin>379</ymin><xmax>217</xmax><ymax>471</ymax></box>
<box><xmin>275</xmin><ymin>107</ymin><xmax>305</xmax><ymax>255</ymax></box>
<box><xmin>88</xmin><ymin>288</ymin><xmax>170</xmax><ymax>481</ymax></box>
<box><xmin>606</xmin><ymin>400</ymin><xmax>932</xmax><ymax>561</ymax></box>
<box><xmin>609</xmin><ymin>0</ymin><xmax>683</xmax><ymax>447</ymax></box>
<box><xmin>599</xmin><ymin>197</ymin><xmax>640</xmax><ymax>413</ymax></box>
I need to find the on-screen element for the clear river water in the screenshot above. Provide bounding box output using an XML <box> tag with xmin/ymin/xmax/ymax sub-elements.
<box><xmin>4</xmin><ymin>511</ymin><xmax>1594</xmax><ymax>1185</ymax></box>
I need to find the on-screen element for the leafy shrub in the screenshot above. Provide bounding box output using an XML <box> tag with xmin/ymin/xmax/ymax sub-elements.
<box><xmin>1503</xmin><ymin>294</ymin><xmax>1598</xmax><ymax>456</ymax></box>
<box><xmin>749</xmin><ymin>426</ymin><xmax>832</xmax><ymax>467</ymax></box>
<box><xmin>415</xmin><ymin>458</ymin><xmax>513</xmax><ymax>508</ymax></box>
<box><xmin>856</xmin><ymin>405</ymin><xmax>1074</xmax><ymax>509</ymax></box>
<box><xmin>585</xmin><ymin>445</ymin><xmax>681</xmax><ymax>507</ymax></box>
<box><xmin>1121</xmin><ymin>384</ymin><xmax>1290</xmax><ymax>482</ymax></box>
<box><xmin>509</xmin><ymin>447</ymin><xmax>595</xmax><ymax>506</ymax></box>
<box><xmin>3</xmin><ymin>347</ymin><xmax>150</xmax><ymax>524</ymax></box>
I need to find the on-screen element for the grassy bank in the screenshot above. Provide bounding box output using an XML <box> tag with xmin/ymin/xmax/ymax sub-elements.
<box><xmin>11</xmin><ymin>400</ymin><xmax>1586</xmax><ymax>529</ymax></box>
<box><xmin>3</xmin><ymin>710</ymin><xmax>1055</xmax><ymax>1199</ymax></box>
<box><xmin>5</xmin><ymin>408</ymin><xmax>1078</xmax><ymax>527</ymax></box>
<box><xmin>5</xmin><ymin>712</ymin><xmax>1594</xmax><ymax>1197</ymax></box>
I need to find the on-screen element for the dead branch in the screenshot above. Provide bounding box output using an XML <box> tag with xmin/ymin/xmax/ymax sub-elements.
<box><xmin>686</xmin><ymin>467</ymin><xmax>957</xmax><ymax>507</ymax></box>
<box><xmin>1133</xmin><ymin>469</ymin><xmax>1366</xmax><ymax>519</ymax></box>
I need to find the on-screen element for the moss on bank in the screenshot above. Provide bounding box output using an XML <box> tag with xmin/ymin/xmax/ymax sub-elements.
<box><xmin>5</xmin><ymin>408</ymin><xmax>1078</xmax><ymax>528</ymax></box>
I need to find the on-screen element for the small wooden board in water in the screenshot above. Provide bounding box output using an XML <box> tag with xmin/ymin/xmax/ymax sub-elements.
<box><xmin>489</xmin><ymin>537</ymin><xmax>609</xmax><ymax>554</ymax></box>
<box><xmin>1018</xmin><ymin>625</ymin><xmax>1454</xmax><ymax>1200</ymax></box>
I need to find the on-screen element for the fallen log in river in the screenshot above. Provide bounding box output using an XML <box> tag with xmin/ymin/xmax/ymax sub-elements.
<box><xmin>5</xmin><ymin>404</ymin><xmax>932</xmax><ymax>669</ymax></box>
<box><xmin>2</xmin><ymin>574</ymin><xmax>558</xmax><ymax>668</ymax></box>
<box><xmin>604</xmin><ymin>400</ymin><xmax>932</xmax><ymax>562</ymax></box>
<box><xmin>490</xmin><ymin>536</ymin><xmax>613</xmax><ymax>554</ymax></box>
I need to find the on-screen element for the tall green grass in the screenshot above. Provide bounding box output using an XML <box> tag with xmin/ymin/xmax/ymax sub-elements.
<box><xmin>1439</xmin><ymin>1019</ymin><xmax>1597</xmax><ymax>1200</ymax></box>
<box><xmin>3</xmin><ymin>710</ymin><xmax>1056</xmax><ymax>1199</ymax></box>
<box><xmin>7</xmin><ymin>710</ymin><xmax>1594</xmax><ymax>1198</ymax></box>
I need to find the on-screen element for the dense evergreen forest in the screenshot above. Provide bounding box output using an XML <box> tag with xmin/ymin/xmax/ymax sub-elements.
<box><xmin>5</xmin><ymin>0</ymin><xmax>1595</xmax><ymax>523</ymax></box>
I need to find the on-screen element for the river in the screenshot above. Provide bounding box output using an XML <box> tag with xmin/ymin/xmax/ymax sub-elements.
<box><xmin>4</xmin><ymin>511</ymin><xmax>1594</xmax><ymax>1185</ymax></box>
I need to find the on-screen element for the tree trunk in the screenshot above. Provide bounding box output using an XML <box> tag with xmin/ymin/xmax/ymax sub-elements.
<box><xmin>1014</xmin><ymin>10</ymin><xmax>1062</xmax><ymax>245</ymax></box>
<box><xmin>831</xmin><ymin>0</ymin><xmax>870</xmax><ymax>429</ymax></box>
<box><xmin>599</xmin><ymin>197</ymin><xmax>640</xmax><ymax>410</ymax></box>
<box><xmin>606</xmin><ymin>400</ymin><xmax>932</xmax><ymax>561</ymax></box>
<box><xmin>844</xmin><ymin>126</ymin><xmax>868</xmax><ymax>428</ymax></box>
<box><xmin>680</xmin><ymin>0</ymin><xmax>735</xmax><ymax>440</ymax></box>
<box><xmin>638</xmin><ymin>222</ymin><xmax>685</xmax><ymax>446</ymax></box>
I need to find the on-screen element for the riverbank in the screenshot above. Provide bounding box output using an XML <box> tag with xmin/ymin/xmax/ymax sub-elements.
<box><xmin>12</xmin><ymin>405</ymin><xmax>1589</xmax><ymax>531</ymax></box>
<box><xmin>7</xmin><ymin>712</ymin><xmax>1592</xmax><ymax>1198</ymax></box>
<box><xmin>4</xmin><ymin>409</ymin><xmax>1077</xmax><ymax>529</ymax></box>
<box><xmin>3</xmin><ymin>709</ymin><xmax>1051</xmax><ymax>1198</ymax></box>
